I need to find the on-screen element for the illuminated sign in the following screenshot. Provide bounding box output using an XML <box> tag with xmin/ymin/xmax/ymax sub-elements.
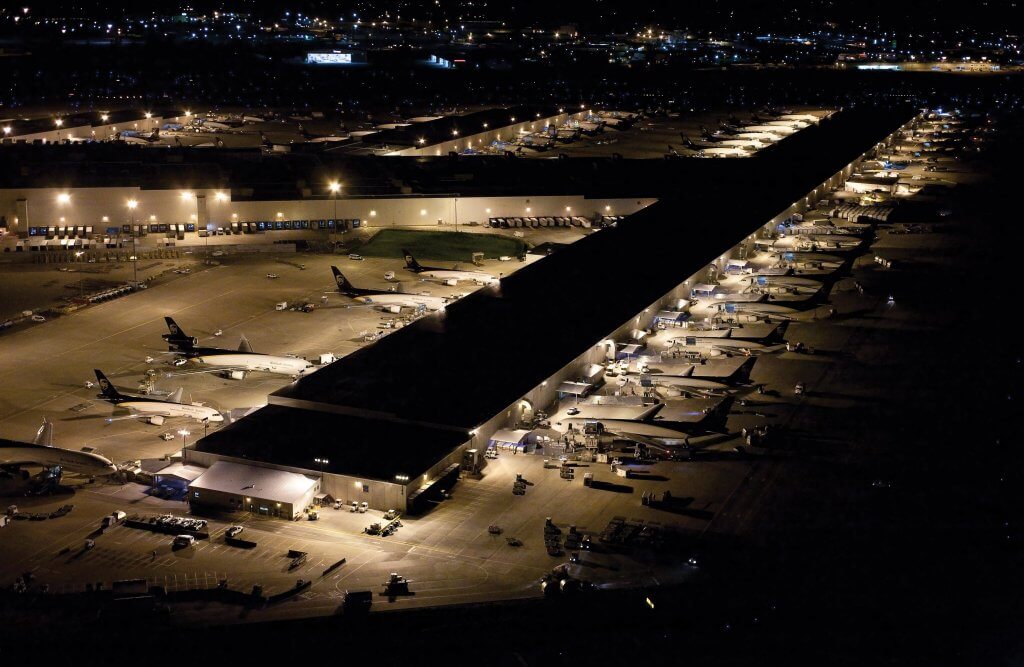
<box><xmin>307</xmin><ymin>52</ymin><xmax>353</xmax><ymax>65</ymax></box>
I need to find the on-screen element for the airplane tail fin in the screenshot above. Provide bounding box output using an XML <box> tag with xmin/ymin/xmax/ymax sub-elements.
<box><xmin>237</xmin><ymin>335</ymin><xmax>253</xmax><ymax>354</ymax></box>
<box><xmin>332</xmin><ymin>266</ymin><xmax>367</xmax><ymax>296</ymax></box>
<box><xmin>33</xmin><ymin>418</ymin><xmax>54</xmax><ymax>447</ymax></box>
<box><xmin>402</xmin><ymin>249</ymin><xmax>423</xmax><ymax>272</ymax></box>
<box><xmin>163</xmin><ymin>316</ymin><xmax>197</xmax><ymax>349</ymax></box>
<box><xmin>168</xmin><ymin>387</ymin><xmax>184</xmax><ymax>405</ymax></box>
<box><xmin>331</xmin><ymin>266</ymin><xmax>352</xmax><ymax>293</ymax></box>
<box><xmin>94</xmin><ymin>370</ymin><xmax>123</xmax><ymax>400</ymax></box>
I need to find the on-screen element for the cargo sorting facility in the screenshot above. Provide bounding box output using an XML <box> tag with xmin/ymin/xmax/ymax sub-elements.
<box><xmin>186</xmin><ymin>107</ymin><xmax>918</xmax><ymax>516</ymax></box>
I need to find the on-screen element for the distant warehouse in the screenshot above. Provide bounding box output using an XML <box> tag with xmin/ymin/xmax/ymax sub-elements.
<box><xmin>188</xmin><ymin>107</ymin><xmax>915</xmax><ymax>517</ymax></box>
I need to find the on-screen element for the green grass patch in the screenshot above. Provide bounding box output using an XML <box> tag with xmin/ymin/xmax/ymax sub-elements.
<box><xmin>358</xmin><ymin>229</ymin><xmax>525</xmax><ymax>262</ymax></box>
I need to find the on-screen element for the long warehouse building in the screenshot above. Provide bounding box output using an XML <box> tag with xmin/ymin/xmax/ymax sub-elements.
<box><xmin>189</xmin><ymin>107</ymin><xmax>917</xmax><ymax>514</ymax></box>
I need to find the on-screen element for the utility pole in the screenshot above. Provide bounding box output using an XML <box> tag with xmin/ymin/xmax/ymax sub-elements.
<box><xmin>126</xmin><ymin>198</ymin><xmax>138</xmax><ymax>286</ymax></box>
<box><xmin>328</xmin><ymin>181</ymin><xmax>341</xmax><ymax>246</ymax></box>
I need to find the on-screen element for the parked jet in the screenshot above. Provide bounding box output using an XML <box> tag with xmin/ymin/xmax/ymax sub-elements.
<box><xmin>622</xmin><ymin>373</ymin><xmax>732</xmax><ymax>395</ymax></box>
<box><xmin>667</xmin><ymin>335</ymin><xmax>785</xmax><ymax>357</ymax></box>
<box><xmin>741</xmin><ymin>124</ymin><xmax>796</xmax><ymax>136</ymax></box>
<box><xmin>162</xmin><ymin>317</ymin><xmax>314</xmax><ymax>378</ymax></box>
<box><xmin>702</xmin><ymin>126</ymin><xmax>778</xmax><ymax>143</ymax></box>
<box><xmin>94</xmin><ymin>370</ymin><xmax>223</xmax><ymax>425</ymax></box>
<box><xmin>561</xmin><ymin>397</ymin><xmax>734</xmax><ymax>440</ymax></box>
<box><xmin>0</xmin><ymin>419</ymin><xmax>117</xmax><ymax>476</ymax></box>
<box><xmin>332</xmin><ymin>267</ymin><xmax>448</xmax><ymax>311</ymax></box>
<box><xmin>682</xmin><ymin>134</ymin><xmax>759</xmax><ymax>151</ymax></box>
<box><xmin>403</xmin><ymin>250</ymin><xmax>499</xmax><ymax>285</ymax></box>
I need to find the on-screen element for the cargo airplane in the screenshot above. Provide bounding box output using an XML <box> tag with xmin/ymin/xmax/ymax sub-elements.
<box><xmin>403</xmin><ymin>250</ymin><xmax>499</xmax><ymax>285</ymax></box>
<box><xmin>94</xmin><ymin>370</ymin><xmax>223</xmax><ymax>425</ymax></box>
<box><xmin>0</xmin><ymin>419</ymin><xmax>117</xmax><ymax>476</ymax></box>
<box><xmin>332</xmin><ymin>267</ymin><xmax>449</xmax><ymax>311</ymax></box>
<box><xmin>162</xmin><ymin>317</ymin><xmax>315</xmax><ymax>378</ymax></box>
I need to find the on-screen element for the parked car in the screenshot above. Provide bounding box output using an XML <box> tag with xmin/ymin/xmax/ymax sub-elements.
<box><xmin>266</xmin><ymin>273</ymin><xmax>279</xmax><ymax>279</ymax></box>
<box><xmin>226</xmin><ymin>525</ymin><xmax>244</xmax><ymax>538</ymax></box>
<box><xmin>173</xmin><ymin>534</ymin><xmax>196</xmax><ymax>548</ymax></box>
<box><xmin>31</xmin><ymin>314</ymin><xmax>46</xmax><ymax>323</ymax></box>
<box><xmin>348</xmin><ymin>254</ymin><xmax>364</xmax><ymax>261</ymax></box>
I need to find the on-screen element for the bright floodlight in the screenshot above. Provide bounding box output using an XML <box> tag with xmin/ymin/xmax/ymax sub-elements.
<box><xmin>54</xmin><ymin>118</ymin><xmax>64</xmax><ymax>127</ymax></box>
<box><xmin>126</xmin><ymin>199</ymin><xmax>138</xmax><ymax>209</ymax></box>
<box><xmin>144</xmin><ymin>112</ymin><xmax>152</xmax><ymax>119</ymax></box>
<box><xmin>328</xmin><ymin>181</ymin><xmax>341</xmax><ymax>194</ymax></box>
<box><xmin>180</xmin><ymin>191</ymin><xmax>193</xmax><ymax>200</ymax></box>
<box><xmin>56</xmin><ymin>193</ymin><xmax>71</xmax><ymax>204</ymax></box>
<box><xmin>101</xmin><ymin>114</ymin><xmax>109</xmax><ymax>122</ymax></box>
<box><xmin>215</xmin><ymin>191</ymin><xmax>229</xmax><ymax>202</ymax></box>
<box><xmin>2</xmin><ymin>126</ymin><xmax>10</xmax><ymax>135</ymax></box>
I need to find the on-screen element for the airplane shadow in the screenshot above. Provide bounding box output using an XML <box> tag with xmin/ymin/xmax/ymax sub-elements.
<box><xmin>589</xmin><ymin>481</ymin><xmax>634</xmax><ymax>493</ymax></box>
<box><xmin>627</xmin><ymin>473</ymin><xmax>670</xmax><ymax>482</ymax></box>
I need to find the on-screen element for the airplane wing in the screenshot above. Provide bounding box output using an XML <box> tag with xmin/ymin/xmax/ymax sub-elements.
<box><xmin>163</xmin><ymin>366</ymin><xmax>250</xmax><ymax>378</ymax></box>
<box><xmin>613</xmin><ymin>431</ymin><xmax>679</xmax><ymax>448</ymax></box>
<box><xmin>105</xmin><ymin>412</ymin><xmax>178</xmax><ymax>422</ymax></box>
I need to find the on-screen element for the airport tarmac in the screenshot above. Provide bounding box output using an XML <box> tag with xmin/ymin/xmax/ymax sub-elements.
<box><xmin>0</xmin><ymin>123</ymin><xmax>983</xmax><ymax>628</ymax></box>
<box><xmin>0</xmin><ymin>245</ymin><xmax>547</xmax><ymax>461</ymax></box>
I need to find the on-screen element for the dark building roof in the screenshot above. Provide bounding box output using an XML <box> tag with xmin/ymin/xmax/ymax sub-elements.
<box><xmin>193</xmin><ymin>405</ymin><xmax>466</xmax><ymax>483</ymax></box>
<box><xmin>189</xmin><ymin>107</ymin><xmax>912</xmax><ymax>478</ymax></box>
<box><xmin>265</xmin><ymin>107</ymin><xmax>911</xmax><ymax>434</ymax></box>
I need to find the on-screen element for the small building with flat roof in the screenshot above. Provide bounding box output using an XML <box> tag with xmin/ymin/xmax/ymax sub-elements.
<box><xmin>188</xmin><ymin>460</ymin><xmax>319</xmax><ymax>519</ymax></box>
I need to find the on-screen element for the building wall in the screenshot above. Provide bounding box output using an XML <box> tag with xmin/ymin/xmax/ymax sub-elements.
<box><xmin>0</xmin><ymin>187</ymin><xmax>655</xmax><ymax>249</ymax></box>
<box><xmin>187</xmin><ymin>482</ymin><xmax>316</xmax><ymax>519</ymax></box>
<box><xmin>4</xmin><ymin>114</ymin><xmax>190</xmax><ymax>145</ymax></box>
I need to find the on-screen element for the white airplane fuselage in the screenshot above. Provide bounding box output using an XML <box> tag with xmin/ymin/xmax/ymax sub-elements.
<box><xmin>742</xmin><ymin>125</ymin><xmax>795</xmax><ymax>136</ymax></box>
<box><xmin>352</xmin><ymin>294</ymin><xmax>447</xmax><ymax>311</ymax></box>
<box><xmin>733</xmin><ymin>131</ymin><xmax>780</xmax><ymax>142</ymax></box>
<box><xmin>0</xmin><ymin>443</ymin><xmax>117</xmax><ymax>476</ymax></box>
<box><xmin>190</xmin><ymin>353</ymin><xmax>312</xmax><ymax>376</ymax></box>
<box><xmin>418</xmin><ymin>269</ymin><xmax>498</xmax><ymax>285</ymax></box>
<box><xmin>118</xmin><ymin>400</ymin><xmax>224</xmax><ymax>422</ymax></box>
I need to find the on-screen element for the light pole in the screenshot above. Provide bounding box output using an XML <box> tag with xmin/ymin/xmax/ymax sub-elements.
<box><xmin>328</xmin><ymin>181</ymin><xmax>341</xmax><ymax>242</ymax></box>
<box><xmin>126</xmin><ymin>199</ymin><xmax>138</xmax><ymax>285</ymax></box>
<box><xmin>314</xmin><ymin>457</ymin><xmax>329</xmax><ymax>485</ymax></box>
<box><xmin>54</xmin><ymin>118</ymin><xmax>63</xmax><ymax>143</ymax></box>
<box><xmin>178</xmin><ymin>429</ymin><xmax>190</xmax><ymax>452</ymax></box>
